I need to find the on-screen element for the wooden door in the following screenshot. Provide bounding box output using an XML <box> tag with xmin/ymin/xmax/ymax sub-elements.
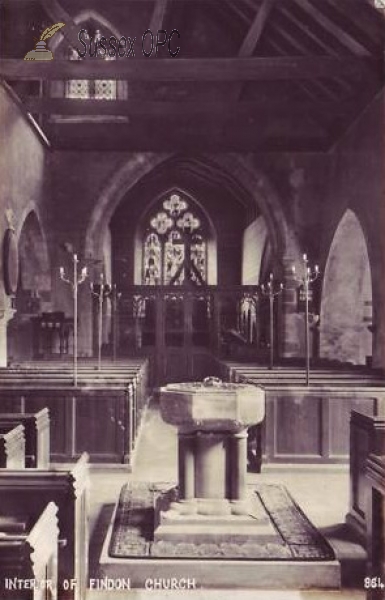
<box><xmin>148</xmin><ymin>291</ymin><xmax>212</xmax><ymax>385</ymax></box>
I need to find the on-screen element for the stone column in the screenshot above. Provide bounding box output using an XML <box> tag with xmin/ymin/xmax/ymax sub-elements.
<box><xmin>281</xmin><ymin>257</ymin><xmax>303</xmax><ymax>358</ymax></box>
<box><xmin>195</xmin><ymin>431</ymin><xmax>230</xmax><ymax>515</ymax></box>
<box><xmin>0</xmin><ymin>303</ymin><xmax>16</xmax><ymax>367</ymax></box>
<box><xmin>178</xmin><ymin>430</ymin><xmax>195</xmax><ymax>501</ymax></box>
<box><xmin>230</xmin><ymin>429</ymin><xmax>248</xmax><ymax>514</ymax></box>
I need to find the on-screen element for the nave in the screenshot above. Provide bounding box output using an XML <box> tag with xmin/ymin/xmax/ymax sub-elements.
<box><xmin>1</xmin><ymin>0</ymin><xmax>385</xmax><ymax>597</ymax></box>
<box><xmin>0</xmin><ymin>359</ymin><xmax>384</xmax><ymax>599</ymax></box>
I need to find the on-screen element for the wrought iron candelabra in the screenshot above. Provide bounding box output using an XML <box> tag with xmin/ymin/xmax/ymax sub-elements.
<box><xmin>90</xmin><ymin>273</ymin><xmax>112</xmax><ymax>371</ymax></box>
<box><xmin>261</xmin><ymin>273</ymin><xmax>284</xmax><ymax>370</ymax></box>
<box><xmin>292</xmin><ymin>254</ymin><xmax>319</xmax><ymax>386</ymax></box>
<box><xmin>59</xmin><ymin>254</ymin><xmax>88</xmax><ymax>386</ymax></box>
<box><xmin>111</xmin><ymin>284</ymin><xmax>122</xmax><ymax>362</ymax></box>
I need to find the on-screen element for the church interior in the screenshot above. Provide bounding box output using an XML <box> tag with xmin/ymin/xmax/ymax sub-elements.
<box><xmin>0</xmin><ymin>0</ymin><xmax>385</xmax><ymax>598</ymax></box>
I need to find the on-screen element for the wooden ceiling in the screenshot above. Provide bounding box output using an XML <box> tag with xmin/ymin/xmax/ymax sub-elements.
<box><xmin>0</xmin><ymin>0</ymin><xmax>384</xmax><ymax>152</ymax></box>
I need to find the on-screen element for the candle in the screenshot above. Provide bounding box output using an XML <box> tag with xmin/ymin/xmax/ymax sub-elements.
<box><xmin>59</xmin><ymin>267</ymin><xmax>64</xmax><ymax>277</ymax></box>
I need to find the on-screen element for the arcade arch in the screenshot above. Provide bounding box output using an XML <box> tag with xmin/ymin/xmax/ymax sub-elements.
<box><xmin>320</xmin><ymin>209</ymin><xmax>372</xmax><ymax>365</ymax></box>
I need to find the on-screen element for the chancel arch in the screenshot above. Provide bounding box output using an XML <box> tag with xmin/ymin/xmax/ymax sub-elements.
<box><xmin>320</xmin><ymin>209</ymin><xmax>373</xmax><ymax>365</ymax></box>
<box><xmin>85</xmin><ymin>154</ymin><xmax>300</xmax><ymax>273</ymax></box>
<box><xmin>83</xmin><ymin>154</ymin><xmax>302</xmax><ymax>373</ymax></box>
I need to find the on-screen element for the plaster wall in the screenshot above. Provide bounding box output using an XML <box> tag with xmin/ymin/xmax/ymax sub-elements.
<box><xmin>0</xmin><ymin>85</ymin><xmax>49</xmax><ymax>362</ymax></box>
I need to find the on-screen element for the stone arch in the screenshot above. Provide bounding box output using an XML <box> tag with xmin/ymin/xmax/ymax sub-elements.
<box><xmin>16</xmin><ymin>210</ymin><xmax>50</xmax><ymax>293</ymax></box>
<box><xmin>84</xmin><ymin>153</ymin><xmax>301</xmax><ymax>269</ymax></box>
<box><xmin>82</xmin><ymin>153</ymin><xmax>302</xmax><ymax>357</ymax></box>
<box><xmin>320</xmin><ymin>209</ymin><xmax>373</xmax><ymax>365</ymax></box>
<box><xmin>8</xmin><ymin>209</ymin><xmax>51</xmax><ymax>361</ymax></box>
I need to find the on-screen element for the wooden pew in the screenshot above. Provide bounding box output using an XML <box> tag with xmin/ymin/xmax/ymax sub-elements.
<box><xmin>0</xmin><ymin>453</ymin><xmax>89</xmax><ymax>600</ymax></box>
<box><xmin>222</xmin><ymin>361</ymin><xmax>385</xmax><ymax>386</ymax></box>
<box><xmin>0</xmin><ymin>424</ymin><xmax>25</xmax><ymax>469</ymax></box>
<box><xmin>365</xmin><ymin>454</ymin><xmax>385</xmax><ymax>600</ymax></box>
<box><xmin>0</xmin><ymin>502</ymin><xmax>59</xmax><ymax>600</ymax></box>
<box><xmin>347</xmin><ymin>412</ymin><xmax>385</xmax><ymax>540</ymax></box>
<box><xmin>0</xmin><ymin>359</ymin><xmax>149</xmax><ymax>464</ymax></box>
<box><xmin>0</xmin><ymin>409</ymin><xmax>50</xmax><ymax>468</ymax></box>
<box><xmin>219</xmin><ymin>360</ymin><xmax>385</xmax><ymax>465</ymax></box>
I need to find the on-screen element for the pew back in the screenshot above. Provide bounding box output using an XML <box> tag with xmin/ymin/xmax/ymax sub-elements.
<box><xmin>0</xmin><ymin>359</ymin><xmax>149</xmax><ymax>463</ymax></box>
<box><xmin>0</xmin><ymin>502</ymin><xmax>59</xmax><ymax>600</ymax></box>
<box><xmin>0</xmin><ymin>409</ymin><xmax>49</xmax><ymax>468</ymax></box>
<box><xmin>220</xmin><ymin>360</ymin><xmax>385</xmax><ymax>464</ymax></box>
<box><xmin>0</xmin><ymin>424</ymin><xmax>25</xmax><ymax>469</ymax></box>
<box><xmin>0</xmin><ymin>453</ymin><xmax>89</xmax><ymax>600</ymax></box>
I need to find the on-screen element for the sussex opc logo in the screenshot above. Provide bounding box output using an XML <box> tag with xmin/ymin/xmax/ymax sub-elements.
<box><xmin>24</xmin><ymin>23</ymin><xmax>65</xmax><ymax>61</ymax></box>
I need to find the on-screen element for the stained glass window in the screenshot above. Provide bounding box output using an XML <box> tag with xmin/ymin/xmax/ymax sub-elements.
<box><xmin>142</xmin><ymin>193</ymin><xmax>207</xmax><ymax>285</ymax></box>
<box><xmin>165</xmin><ymin>230</ymin><xmax>185</xmax><ymax>285</ymax></box>
<box><xmin>143</xmin><ymin>232</ymin><xmax>161</xmax><ymax>285</ymax></box>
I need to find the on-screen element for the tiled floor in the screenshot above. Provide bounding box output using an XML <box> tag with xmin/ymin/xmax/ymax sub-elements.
<box><xmin>86</xmin><ymin>401</ymin><xmax>367</xmax><ymax>600</ymax></box>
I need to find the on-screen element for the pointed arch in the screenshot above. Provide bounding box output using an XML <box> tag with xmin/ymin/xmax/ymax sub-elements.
<box><xmin>320</xmin><ymin>209</ymin><xmax>373</xmax><ymax>365</ymax></box>
<box><xmin>16</xmin><ymin>209</ymin><xmax>51</xmax><ymax>292</ymax></box>
<box><xmin>8</xmin><ymin>209</ymin><xmax>51</xmax><ymax>361</ymax></box>
<box><xmin>84</xmin><ymin>153</ymin><xmax>301</xmax><ymax>269</ymax></box>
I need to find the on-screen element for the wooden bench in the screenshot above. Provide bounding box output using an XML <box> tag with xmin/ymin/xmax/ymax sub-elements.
<box><xmin>0</xmin><ymin>453</ymin><xmax>89</xmax><ymax>600</ymax></box>
<box><xmin>0</xmin><ymin>424</ymin><xmax>25</xmax><ymax>469</ymax></box>
<box><xmin>0</xmin><ymin>502</ymin><xmax>59</xmax><ymax>600</ymax></box>
<box><xmin>365</xmin><ymin>454</ymin><xmax>385</xmax><ymax>600</ymax></box>
<box><xmin>0</xmin><ymin>409</ymin><xmax>50</xmax><ymax>468</ymax></box>
<box><xmin>220</xmin><ymin>360</ymin><xmax>385</xmax><ymax>465</ymax></box>
<box><xmin>0</xmin><ymin>359</ymin><xmax>149</xmax><ymax>463</ymax></box>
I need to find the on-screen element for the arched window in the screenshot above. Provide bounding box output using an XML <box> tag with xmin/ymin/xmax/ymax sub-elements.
<box><xmin>143</xmin><ymin>193</ymin><xmax>207</xmax><ymax>286</ymax></box>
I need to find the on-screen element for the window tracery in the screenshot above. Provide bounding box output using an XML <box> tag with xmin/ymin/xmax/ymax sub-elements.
<box><xmin>143</xmin><ymin>193</ymin><xmax>207</xmax><ymax>286</ymax></box>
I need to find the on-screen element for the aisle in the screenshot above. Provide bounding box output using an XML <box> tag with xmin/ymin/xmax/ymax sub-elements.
<box><xmin>131</xmin><ymin>397</ymin><xmax>178</xmax><ymax>482</ymax></box>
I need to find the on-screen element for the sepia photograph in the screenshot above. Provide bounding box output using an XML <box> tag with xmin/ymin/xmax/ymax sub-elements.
<box><xmin>0</xmin><ymin>0</ymin><xmax>384</xmax><ymax>599</ymax></box>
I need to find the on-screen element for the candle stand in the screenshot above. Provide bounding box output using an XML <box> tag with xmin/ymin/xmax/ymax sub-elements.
<box><xmin>260</xmin><ymin>273</ymin><xmax>284</xmax><ymax>370</ymax></box>
<box><xmin>292</xmin><ymin>254</ymin><xmax>319</xmax><ymax>386</ymax></box>
<box><xmin>90</xmin><ymin>274</ymin><xmax>112</xmax><ymax>371</ymax></box>
<box><xmin>59</xmin><ymin>254</ymin><xmax>88</xmax><ymax>386</ymax></box>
